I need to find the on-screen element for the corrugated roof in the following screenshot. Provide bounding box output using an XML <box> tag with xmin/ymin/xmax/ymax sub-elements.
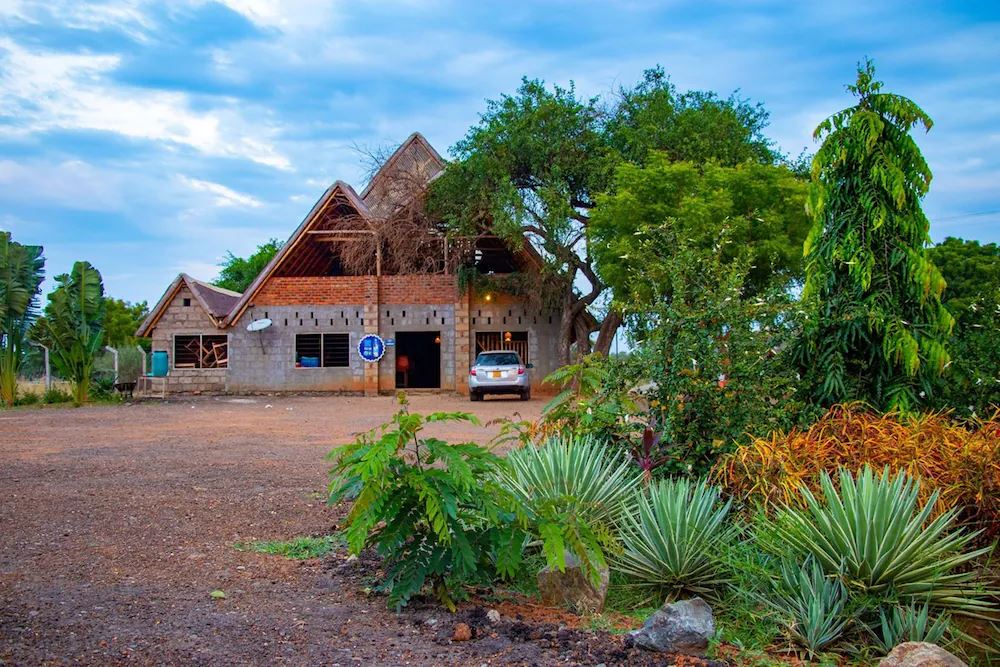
<box><xmin>361</xmin><ymin>132</ymin><xmax>446</xmax><ymax>217</ymax></box>
<box><xmin>186</xmin><ymin>276</ymin><xmax>242</xmax><ymax>318</ymax></box>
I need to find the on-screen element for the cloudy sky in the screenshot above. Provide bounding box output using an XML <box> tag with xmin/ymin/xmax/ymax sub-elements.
<box><xmin>1</xmin><ymin>0</ymin><xmax>998</xmax><ymax>304</ymax></box>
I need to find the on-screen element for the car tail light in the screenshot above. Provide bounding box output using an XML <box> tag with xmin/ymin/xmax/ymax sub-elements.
<box><xmin>518</xmin><ymin>367</ymin><xmax>525</xmax><ymax>375</ymax></box>
<box><xmin>470</xmin><ymin>369</ymin><xmax>477</xmax><ymax>376</ymax></box>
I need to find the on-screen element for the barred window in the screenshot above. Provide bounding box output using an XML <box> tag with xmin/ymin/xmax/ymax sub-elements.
<box><xmin>295</xmin><ymin>333</ymin><xmax>349</xmax><ymax>368</ymax></box>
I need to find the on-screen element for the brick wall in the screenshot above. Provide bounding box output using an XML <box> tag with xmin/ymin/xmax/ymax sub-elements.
<box><xmin>255</xmin><ymin>275</ymin><xmax>457</xmax><ymax>306</ymax></box>
<box><xmin>148</xmin><ymin>285</ymin><xmax>228</xmax><ymax>394</ymax></box>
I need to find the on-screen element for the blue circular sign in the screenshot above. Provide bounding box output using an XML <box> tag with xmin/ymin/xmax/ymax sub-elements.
<box><xmin>358</xmin><ymin>334</ymin><xmax>385</xmax><ymax>362</ymax></box>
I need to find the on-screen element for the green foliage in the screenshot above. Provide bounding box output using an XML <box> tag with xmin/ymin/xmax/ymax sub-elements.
<box><xmin>798</xmin><ymin>60</ymin><xmax>953</xmax><ymax>411</ymax></box>
<box><xmin>42</xmin><ymin>386</ymin><xmax>73</xmax><ymax>404</ymax></box>
<box><xmin>590</xmin><ymin>156</ymin><xmax>809</xmax><ymax>303</ymax></box>
<box><xmin>760</xmin><ymin>557</ymin><xmax>850</xmax><ymax>657</ymax></box>
<box><xmin>430</xmin><ymin>68</ymin><xmax>785</xmax><ymax>361</ymax></box>
<box><xmin>115</xmin><ymin>346</ymin><xmax>145</xmax><ymax>384</ymax></box>
<box><xmin>31</xmin><ymin>262</ymin><xmax>106</xmax><ymax>405</ymax></box>
<box><xmin>775</xmin><ymin>466</ymin><xmax>995</xmax><ymax>616</ymax></box>
<box><xmin>328</xmin><ymin>395</ymin><xmax>522</xmax><ymax>610</ymax></box>
<box><xmin>500</xmin><ymin>435</ymin><xmax>641</xmax><ymax>581</ymax></box>
<box><xmin>103</xmin><ymin>298</ymin><xmax>150</xmax><ymax>350</ymax></box>
<box><xmin>214</xmin><ymin>238</ymin><xmax>282</xmax><ymax>293</ymax></box>
<box><xmin>612</xmin><ymin>232</ymin><xmax>814</xmax><ymax>475</ymax></box>
<box><xmin>866</xmin><ymin>602</ymin><xmax>950</xmax><ymax>654</ymax></box>
<box><xmin>538</xmin><ymin>354</ymin><xmax>641</xmax><ymax>444</ymax></box>
<box><xmin>14</xmin><ymin>390</ymin><xmax>39</xmax><ymax>406</ymax></box>
<box><xmin>235</xmin><ymin>535</ymin><xmax>340</xmax><ymax>560</ymax></box>
<box><xmin>614</xmin><ymin>477</ymin><xmax>736</xmax><ymax>599</ymax></box>
<box><xmin>0</xmin><ymin>231</ymin><xmax>45</xmax><ymax>407</ymax></box>
<box><xmin>926</xmin><ymin>238</ymin><xmax>1000</xmax><ymax>417</ymax></box>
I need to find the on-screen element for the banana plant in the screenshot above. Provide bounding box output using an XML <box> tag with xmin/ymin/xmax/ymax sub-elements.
<box><xmin>32</xmin><ymin>262</ymin><xmax>105</xmax><ymax>405</ymax></box>
<box><xmin>0</xmin><ymin>232</ymin><xmax>45</xmax><ymax>406</ymax></box>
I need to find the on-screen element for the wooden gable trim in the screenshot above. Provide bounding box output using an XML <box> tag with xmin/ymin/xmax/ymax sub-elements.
<box><xmin>360</xmin><ymin>131</ymin><xmax>446</xmax><ymax>200</ymax></box>
<box><xmin>135</xmin><ymin>274</ymin><xmax>225</xmax><ymax>337</ymax></box>
<box><xmin>223</xmin><ymin>181</ymin><xmax>372</xmax><ymax>327</ymax></box>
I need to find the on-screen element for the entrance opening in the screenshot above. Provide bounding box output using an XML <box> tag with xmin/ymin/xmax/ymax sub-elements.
<box><xmin>395</xmin><ymin>331</ymin><xmax>441</xmax><ymax>389</ymax></box>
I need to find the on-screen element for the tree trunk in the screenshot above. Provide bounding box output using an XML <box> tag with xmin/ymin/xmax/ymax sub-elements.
<box><xmin>557</xmin><ymin>287</ymin><xmax>575</xmax><ymax>367</ymax></box>
<box><xmin>593</xmin><ymin>308</ymin><xmax>622</xmax><ymax>356</ymax></box>
<box><xmin>573</xmin><ymin>314</ymin><xmax>593</xmax><ymax>361</ymax></box>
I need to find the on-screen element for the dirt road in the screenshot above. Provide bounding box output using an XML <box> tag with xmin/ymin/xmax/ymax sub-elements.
<box><xmin>1</xmin><ymin>394</ymin><xmax>559</xmax><ymax>665</ymax></box>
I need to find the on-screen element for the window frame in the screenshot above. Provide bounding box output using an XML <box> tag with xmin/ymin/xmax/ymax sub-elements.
<box><xmin>294</xmin><ymin>332</ymin><xmax>351</xmax><ymax>369</ymax></box>
<box><xmin>171</xmin><ymin>333</ymin><xmax>230</xmax><ymax>369</ymax></box>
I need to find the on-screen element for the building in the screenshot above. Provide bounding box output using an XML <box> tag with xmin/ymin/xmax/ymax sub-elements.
<box><xmin>136</xmin><ymin>133</ymin><xmax>569</xmax><ymax>396</ymax></box>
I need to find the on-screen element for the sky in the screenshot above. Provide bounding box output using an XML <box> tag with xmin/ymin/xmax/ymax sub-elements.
<box><xmin>1</xmin><ymin>0</ymin><xmax>998</xmax><ymax>305</ymax></box>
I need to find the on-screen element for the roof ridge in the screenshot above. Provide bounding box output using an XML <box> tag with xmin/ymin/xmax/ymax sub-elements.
<box><xmin>360</xmin><ymin>132</ymin><xmax>445</xmax><ymax>199</ymax></box>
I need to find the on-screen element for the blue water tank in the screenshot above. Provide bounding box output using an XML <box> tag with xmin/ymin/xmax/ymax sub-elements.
<box><xmin>151</xmin><ymin>350</ymin><xmax>169</xmax><ymax>377</ymax></box>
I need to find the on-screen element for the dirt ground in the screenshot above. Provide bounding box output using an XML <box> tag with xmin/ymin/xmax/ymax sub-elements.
<box><xmin>0</xmin><ymin>394</ymin><xmax>701</xmax><ymax>666</ymax></box>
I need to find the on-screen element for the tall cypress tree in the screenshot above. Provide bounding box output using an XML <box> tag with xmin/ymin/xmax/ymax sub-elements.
<box><xmin>798</xmin><ymin>60</ymin><xmax>952</xmax><ymax>411</ymax></box>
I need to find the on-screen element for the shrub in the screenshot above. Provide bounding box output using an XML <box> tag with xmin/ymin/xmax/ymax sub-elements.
<box><xmin>42</xmin><ymin>386</ymin><xmax>73</xmax><ymax>404</ymax></box>
<box><xmin>500</xmin><ymin>435</ymin><xmax>641</xmax><ymax>580</ymax></box>
<box><xmin>760</xmin><ymin>557</ymin><xmax>849</xmax><ymax>658</ymax></box>
<box><xmin>328</xmin><ymin>396</ymin><xmax>522</xmax><ymax>611</ymax></box>
<box><xmin>714</xmin><ymin>404</ymin><xmax>1000</xmax><ymax>539</ymax></box>
<box><xmin>866</xmin><ymin>602</ymin><xmax>950</xmax><ymax>654</ymax></box>
<box><xmin>614</xmin><ymin>477</ymin><xmax>736</xmax><ymax>599</ymax></box>
<box><xmin>774</xmin><ymin>466</ymin><xmax>994</xmax><ymax>617</ymax></box>
<box><xmin>14</xmin><ymin>390</ymin><xmax>39</xmax><ymax>406</ymax></box>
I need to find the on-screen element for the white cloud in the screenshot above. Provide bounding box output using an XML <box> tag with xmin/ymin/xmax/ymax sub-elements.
<box><xmin>178</xmin><ymin>176</ymin><xmax>263</xmax><ymax>208</ymax></box>
<box><xmin>0</xmin><ymin>159</ymin><xmax>124</xmax><ymax>210</ymax></box>
<box><xmin>0</xmin><ymin>38</ymin><xmax>291</xmax><ymax>170</ymax></box>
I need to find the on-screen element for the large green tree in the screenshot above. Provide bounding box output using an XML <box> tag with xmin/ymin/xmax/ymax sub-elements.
<box><xmin>215</xmin><ymin>238</ymin><xmax>282</xmax><ymax>293</ymax></box>
<box><xmin>926</xmin><ymin>237</ymin><xmax>1000</xmax><ymax>415</ymax></box>
<box><xmin>0</xmin><ymin>231</ymin><xmax>45</xmax><ymax>406</ymax></box>
<box><xmin>797</xmin><ymin>60</ymin><xmax>952</xmax><ymax>411</ymax></box>
<box><xmin>429</xmin><ymin>68</ymin><xmax>779</xmax><ymax>364</ymax></box>
<box><xmin>104</xmin><ymin>298</ymin><xmax>150</xmax><ymax>350</ymax></box>
<box><xmin>32</xmin><ymin>262</ymin><xmax>106</xmax><ymax>405</ymax></box>
<box><xmin>589</xmin><ymin>156</ymin><xmax>809</xmax><ymax>322</ymax></box>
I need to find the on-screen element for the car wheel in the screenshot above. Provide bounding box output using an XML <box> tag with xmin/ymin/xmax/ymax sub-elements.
<box><xmin>470</xmin><ymin>391</ymin><xmax>482</xmax><ymax>402</ymax></box>
<box><xmin>520</xmin><ymin>388</ymin><xmax>531</xmax><ymax>401</ymax></box>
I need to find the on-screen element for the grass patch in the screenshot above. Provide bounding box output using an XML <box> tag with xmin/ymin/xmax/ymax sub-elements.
<box><xmin>234</xmin><ymin>535</ymin><xmax>341</xmax><ymax>560</ymax></box>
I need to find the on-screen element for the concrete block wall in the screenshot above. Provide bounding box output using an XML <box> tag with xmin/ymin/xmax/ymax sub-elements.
<box><xmin>377</xmin><ymin>303</ymin><xmax>457</xmax><ymax>391</ymax></box>
<box><xmin>227</xmin><ymin>305</ymin><xmax>368</xmax><ymax>393</ymax></box>
<box><xmin>149</xmin><ymin>285</ymin><xmax>228</xmax><ymax>393</ymax></box>
<box><xmin>467</xmin><ymin>294</ymin><xmax>562</xmax><ymax>389</ymax></box>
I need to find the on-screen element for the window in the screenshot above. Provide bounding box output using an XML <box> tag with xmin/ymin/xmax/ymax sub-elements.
<box><xmin>295</xmin><ymin>333</ymin><xmax>349</xmax><ymax>368</ymax></box>
<box><xmin>174</xmin><ymin>334</ymin><xmax>228</xmax><ymax>368</ymax></box>
<box><xmin>182</xmin><ymin>297</ymin><xmax>191</xmax><ymax>307</ymax></box>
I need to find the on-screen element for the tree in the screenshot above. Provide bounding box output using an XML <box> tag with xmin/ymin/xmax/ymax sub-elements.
<box><xmin>104</xmin><ymin>298</ymin><xmax>150</xmax><ymax>350</ymax></box>
<box><xmin>0</xmin><ymin>231</ymin><xmax>44</xmax><ymax>406</ymax></box>
<box><xmin>926</xmin><ymin>238</ymin><xmax>1000</xmax><ymax>415</ymax></box>
<box><xmin>589</xmin><ymin>156</ymin><xmax>810</xmax><ymax>319</ymax></box>
<box><xmin>796</xmin><ymin>60</ymin><xmax>952</xmax><ymax>411</ymax></box>
<box><xmin>32</xmin><ymin>262</ymin><xmax>106</xmax><ymax>405</ymax></box>
<box><xmin>215</xmin><ymin>239</ymin><xmax>282</xmax><ymax>293</ymax></box>
<box><xmin>429</xmin><ymin>69</ymin><xmax>778</xmax><ymax>365</ymax></box>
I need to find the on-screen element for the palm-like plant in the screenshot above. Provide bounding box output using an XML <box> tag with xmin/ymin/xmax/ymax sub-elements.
<box><xmin>614</xmin><ymin>477</ymin><xmax>736</xmax><ymax>598</ymax></box>
<box><xmin>500</xmin><ymin>435</ymin><xmax>641</xmax><ymax>579</ymax></box>
<box><xmin>867</xmin><ymin>602</ymin><xmax>950</xmax><ymax>654</ymax></box>
<box><xmin>0</xmin><ymin>232</ymin><xmax>44</xmax><ymax>406</ymax></box>
<box><xmin>31</xmin><ymin>262</ymin><xmax>105</xmax><ymax>405</ymax></box>
<box><xmin>763</xmin><ymin>557</ymin><xmax>850</xmax><ymax>657</ymax></box>
<box><xmin>777</xmin><ymin>466</ymin><xmax>995</xmax><ymax>616</ymax></box>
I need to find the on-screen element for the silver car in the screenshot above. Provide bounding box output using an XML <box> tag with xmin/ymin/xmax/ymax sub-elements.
<box><xmin>469</xmin><ymin>350</ymin><xmax>531</xmax><ymax>401</ymax></box>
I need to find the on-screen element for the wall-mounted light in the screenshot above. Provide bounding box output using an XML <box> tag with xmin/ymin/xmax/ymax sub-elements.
<box><xmin>503</xmin><ymin>331</ymin><xmax>512</xmax><ymax>343</ymax></box>
<box><xmin>484</xmin><ymin>293</ymin><xmax>493</xmax><ymax>302</ymax></box>
<box><xmin>434</xmin><ymin>335</ymin><xmax>441</xmax><ymax>345</ymax></box>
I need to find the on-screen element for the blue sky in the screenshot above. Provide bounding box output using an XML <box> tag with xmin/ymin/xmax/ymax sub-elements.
<box><xmin>1</xmin><ymin>0</ymin><xmax>998</xmax><ymax>305</ymax></box>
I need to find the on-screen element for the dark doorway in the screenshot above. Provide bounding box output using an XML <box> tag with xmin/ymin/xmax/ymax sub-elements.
<box><xmin>395</xmin><ymin>331</ymin><xmax>441</xmax><ymax>389</ymax></box>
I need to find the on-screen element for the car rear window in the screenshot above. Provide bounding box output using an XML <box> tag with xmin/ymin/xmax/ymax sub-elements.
<box><xmin>476</xmin><ymin>352</ymin><xmax>520</xmax><ymax>366</ymax></box>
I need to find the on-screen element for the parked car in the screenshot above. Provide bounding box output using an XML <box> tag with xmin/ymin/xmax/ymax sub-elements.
<box><xmin>469</xmin><ymin>350</ymin><xmax>532</xmax><ymax>401</ymax></box>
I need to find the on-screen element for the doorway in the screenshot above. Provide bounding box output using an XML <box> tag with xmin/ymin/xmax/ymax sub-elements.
<box><xmin>394</xmin><ymin>331</ymin><xmax>441</xmax><ymax>389</ymax></box>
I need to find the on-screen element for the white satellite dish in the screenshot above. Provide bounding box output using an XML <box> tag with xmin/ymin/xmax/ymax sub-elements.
<box><xmin>246</xmin><ymin>318</ymin><xmax>272</xmax><ymax>332</ymax></box>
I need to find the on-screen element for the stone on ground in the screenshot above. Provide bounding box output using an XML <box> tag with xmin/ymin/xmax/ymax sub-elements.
<box><xmin>880</xmin><ymin>642</ymin><xmax>967</xmax><ymax>667</ymax></box>
<box><xmin>536</xmin><ymin>552</ymin><xmax>609</xmax><ymax>614</ymax></box>
<box><xmin>629</xmin><ymin>597</ymin><xmax>715</xmax><ymax>654</ymax></box>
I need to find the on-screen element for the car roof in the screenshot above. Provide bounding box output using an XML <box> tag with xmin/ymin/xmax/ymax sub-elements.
<box><xmin>477</xmin><ymin>350</ymin><xmax>522</xmax><ymax>357</ymax></box>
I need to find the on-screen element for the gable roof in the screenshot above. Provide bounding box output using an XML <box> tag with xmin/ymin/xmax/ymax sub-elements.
<box><xmin>136</xmin><ymin>273</ymin><xmax>241</xmax><ymax>337</ymax></box>
<box><xmin>222</xmin><ymin>180</ymin><xmax>371</xmax><ymax>327</ymax></box>
<box><xmin>361</xmin><ymin>132</ymin><xmax>446</xmax><ymax>217</ymax></box>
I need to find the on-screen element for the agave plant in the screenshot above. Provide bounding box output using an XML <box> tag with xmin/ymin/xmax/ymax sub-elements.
<box><xmin>500</xmin><ymin>435</ymin><xmax>642</xmax><ymax>578</ymax></box>
<box><xmin>762</xmin><ymin>557</ymin><xmax>849</xmax><ymax>657</ymax></box>
<box><xmin>777</xmin><ymin>466</ymin><xmax>995</xmax><ymax>616</ymax></box>
<box><xmin>614</xmin><ymin>477</ymin><xmax>736</xmax><ymax>598</ymax></box>
<box><xmin>867</xmin><ymin>602</ymin><xmax>950</xmax><ymax>654</ymax></box>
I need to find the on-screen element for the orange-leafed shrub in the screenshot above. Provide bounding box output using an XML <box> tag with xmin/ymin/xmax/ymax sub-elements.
<box><xmin>713</xmin><ymin>404</ymin><xmax>1000</xmax><ymax>538</ymax></box>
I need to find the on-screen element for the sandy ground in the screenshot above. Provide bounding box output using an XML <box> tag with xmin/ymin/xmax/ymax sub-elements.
<box><xmin>0</xmin><ymin>394</ymin><xmax>560</xmax><ymax>666</ymax></box>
